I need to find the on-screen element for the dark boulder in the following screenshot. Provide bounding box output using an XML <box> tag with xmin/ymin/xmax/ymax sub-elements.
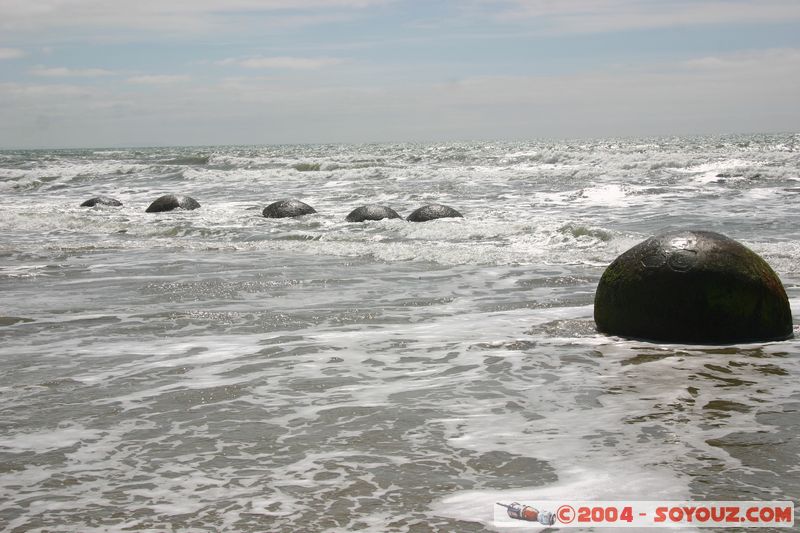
<box><xmin>263</xmin><ymin>199</ymin><xmax>316</xmax><ymax>218</ymax></box>
<box><xmin>406</xmin><ymin>204</ymin><xmax>463</xmax><ymax>222</ymax></box>
<box><xmin>345</xmin><ymin>205</ymin><xmax>402</xmax><ymax>222</ymax></box>
<box><xmin>594</xmin><ymin>230</ymin><xmax>793</xmax><ymax>343</ymax></box>
<box><xmin>145</xmin><ymin>194</ymin><xmax>201</xmax><ymax>213</ymax></box>
<box><xmin>80</xmin><ymin>196</ymin><xmax>122</xmax><ymax>207</ymax></box>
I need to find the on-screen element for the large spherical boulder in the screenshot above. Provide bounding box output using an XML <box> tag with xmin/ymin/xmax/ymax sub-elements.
<box><xmin>263</xmin><ymin>199</ymin><xmax>316</xmax><ymax>218</ymax></box>
<box><xmin>345</xmin><ymin>205</ymin><xmax>402</xmax><ymax>222</ymax></box>
<box><xmin>406</xmin><ymin>204</ymin><xmax>463</xmax><ymax>222</ymax></box>
<box><xmin>594</xmin><ymin>230</ymin><xmax>793</xmax><ymax>343</ymax></box>
<box><xmin>80</xmin><ymin>196</ymin><xmax>122</xmax><ymax>207</ymax></box>
<box><xmin>145</xmin><ymin>194</ymin><xmax>200</xmax><ymax>213</ymax></box>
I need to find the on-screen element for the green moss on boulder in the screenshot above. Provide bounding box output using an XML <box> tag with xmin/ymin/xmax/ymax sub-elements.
<box><xmin>594</xmin><ymin>230</ymin><xmax>793</xmax><ymax>343</ymax></box>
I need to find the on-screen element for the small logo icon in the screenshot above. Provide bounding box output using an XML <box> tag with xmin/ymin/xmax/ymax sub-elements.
<box><xmin>557</xmin><ymin>504</ymin><xmax>576</xmax><ymax>524</ymax></box>
<box><xmin>497</xmin><ymin>502</ymin><xmax>556</xmax><ymax>525</ymax></box>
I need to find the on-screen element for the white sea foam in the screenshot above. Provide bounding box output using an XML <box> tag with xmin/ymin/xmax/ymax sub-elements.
<box><xmin>0</xmin><ymin>135</ymin><xmax>798</xmax><ymax>532</ymax></box>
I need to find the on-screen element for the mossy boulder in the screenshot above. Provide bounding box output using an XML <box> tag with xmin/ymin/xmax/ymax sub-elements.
<box><xmin>263</xmin><ymin>199</ymin><xmax>316</xmax><ymax>218</ymax></box>
<box><xmin>406</xmin><ymin>204</ymin><xmax>463</xmax><ymax>222</ymax></box>
<box><xmin>594</xmin><ymin>230</ymin><xmax>792</xmax><ymax>343</ymax></box>
<box><xmin>345</xmin><ymin>205</ymin><xmax>402</xmax><ymax>222</ymax></box>
<box><xmin>145</xmin><ymin>194</ymin><xmax>200</xmax><ymax>213</ymax></box>
<box><xmin>80</xmin><ymin>196</ymin><xmax>122</xmax><ymax>207</ymax></box>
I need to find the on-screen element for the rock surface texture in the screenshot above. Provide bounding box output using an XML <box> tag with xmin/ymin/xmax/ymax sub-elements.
<box><xmin>145</xmin><ymin>195</ymin><xmax>201</xmax><ymax>213</ymax></box>
<box><xmin>594</xmin><ymin>230</ymin><xmax>793</xmax><ymax>343</ymax></box>
<box><xmin>80</xmin><ymin>196</ymin><xmax>122</xmax><ymax>207</ymax></box>
<box><xmin>406</xmin><ymin>204</ymin><xmax>463</xmax><ymax>222</ymax></box>
<box><xmin>345</xmin><ymin>205</ymin><xmax>402</xmax><ymax>222</ymax></box>
<box><xmin>262</xmin><ymin>199</ymin><xmax>317</xmax><ymax>219</ymax></box>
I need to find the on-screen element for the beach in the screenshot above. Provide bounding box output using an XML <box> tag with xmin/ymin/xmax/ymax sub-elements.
<box><xmin>1</xmin><ymin>134</ymin><xmax>799</xmax><ymax>531</ymax></box>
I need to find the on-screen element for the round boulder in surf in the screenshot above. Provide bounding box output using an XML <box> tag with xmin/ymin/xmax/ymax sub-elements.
<box><xmin>145</xmin><ymin>194</ymin><xmax>201</xmax><ymax>213</ymax></box>
<box><xmin>263</xmin><ymin>199</ymin><xmax>316</xmax><ymax>218</ymax></box>
<box><xmin>406</xmin><ymin>204</ymin><xmax>463</xmax><ymax>222</ymax></box>
<box><xmin>594</xmin><ymin>230</ymin><xmax>793</xmax><ymax>344</ymax></box>
<box><xmin>345</xmin><ymin>205</ymin><xmax>402</xmax><ymax>222</ymax></box>
<box><xmin>80</xmin><ymin>196</ymin><xmax>122</xmax><ymax>207</ymax></box>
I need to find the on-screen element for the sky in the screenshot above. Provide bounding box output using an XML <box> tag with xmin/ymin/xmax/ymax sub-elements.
<box><xmin>0</xmin><ymin>0</ymin><xmax>799</xmax><ymax>148</ymax></box>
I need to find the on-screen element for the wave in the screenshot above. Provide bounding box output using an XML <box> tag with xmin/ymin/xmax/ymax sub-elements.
<box><xmin>159</xmin><ymin>155</ymin><xmax>210</xmax><ymax>166</ymax></box>
<box><xmin>559</xmin><ymin>222</ymin><xmax>612</xmax><ymax>242</ymax></box>
<box><xmin>291</xmin><ymin>162</ymin><xmax>323</xmax><ymax>172</ymax></box>
<box><xmin>289</xmin><ymin>159</ymin><xmax>394</xmax><ymax>172</ymax></box>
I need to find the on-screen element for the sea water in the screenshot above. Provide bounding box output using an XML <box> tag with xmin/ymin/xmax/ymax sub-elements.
<box><xmin>0</xmin><ymin>134</ymin><xmax>798</xmax><ymax>532</ymax></box>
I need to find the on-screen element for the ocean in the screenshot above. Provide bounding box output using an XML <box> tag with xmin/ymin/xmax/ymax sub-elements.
<box><xmin>0</xmin><ymin>134</ymin><xmax>798</xmax><ymax>532</ymax></box>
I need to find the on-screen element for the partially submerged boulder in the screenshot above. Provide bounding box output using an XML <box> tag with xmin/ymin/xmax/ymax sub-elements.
<box><xmin>80</xmin><ymin>196</ymin><xmax>122</xmax><ymax>207</ymax></box>
<box><xmin>345</xmin><ymin>205</ymin><xmax>402</xmax><ymax>222</ymax></box>
<box><xmin>145</xmin><ymin>194</ymin><xmax>200</xmax><ymax>213</ymax></box>
<box><xmin>406</xmin><ymin>204</ymin><xmax>463</xmax><ymax>222</ymax></box>
<box><xmin>594</xmin><ymin>230</ymin><xmax>793</xmax><ymax>343</ymax></box>
<box><xmin>263</xmin><ymin>199</ymin><xmax>316</xmax><ymax>218</ymax></box>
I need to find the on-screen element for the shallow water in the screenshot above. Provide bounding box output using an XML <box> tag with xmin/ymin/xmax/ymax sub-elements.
<box><xmin>0</xmin><ymin>134</ymin><xmax>798</xmax><ymax>531</ymax></box>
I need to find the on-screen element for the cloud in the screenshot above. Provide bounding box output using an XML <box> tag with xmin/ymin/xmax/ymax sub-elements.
<box><xmin>126</xmin><ymin>74</ymin><xmax>191</xmax><ymax>84</ymax></box>
<box><xmin>0</xmin><ymin>0</ymin><xmax>389</xmax><ymax>35</ymax></box>
<box><xmin>682</xmin><ymin>48</ymin><xmax>800</xmax><ymax>71</ymax></box>
<box><xmin>218</xmin><ymin>56</ymin><xmax>345</xmax><ymax>69</ymax></box>
<box><xmin>1</xmin><ymin>47</ymin><xmax>798</xmax><ymax>147</ymax></box>
<box><xmin>0</xmin><ymin>47</ymin><xmax>25</xmax><ymax>59</ymax></box>
<box><xmin>30</xmin><ymin>66</ymin><xmax>115</xmax><ymax>77</ymax></box>
<box><xmin>189</xmin><ymin>47</ymin><xmax>800</xmax><ymax>141</ymax></box>
<box><xmin>480</xmin><ymin>0</ymin><xmax>800</xmax><ymax>34</ymax></box>
<box><xmin>0</xmin><ymin>82</ymin><xmax>97</xmax><ymax>99</ymax></box>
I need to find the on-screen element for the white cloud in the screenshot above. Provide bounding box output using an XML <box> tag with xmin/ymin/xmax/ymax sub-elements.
<box><xmin>0</xmin><ymin>47</ymin><xmax>25</xmax><ymax>59</ymax></box>
<box><xmin>481</xmin><ymin>0</ymin><xmax>800</xmax><ymax>34</ymax></box>
<box><xmin>30</xmin><ymin>66</ymin><xmax>115</xmax><ymax>77</ymax></box>
<box><xmin>683</xmin><ymin>48</ymin><xmax>800</xmax><ymax>71</ymax></box>
<box><xmin>187</xmin><ymin>47</ymin><xmax>800</xmax><ymax>141</ymax></box>
<box><xmin>218</xmin><ymin>56</ymin><xmax>345</xmax><ymax>69</ymax></box>
<box><xmin>1</xmin><ymin>47</ymin><xmax>797</xmax><ymax>147</ymax></box>
<box><xmin>0</xmin><ymin>82</ymin><xmax>97</xmax><ymax>98</ymax></box>
<box><xmin>0</xmin><ymin>0</ymin><xmax>388</xmax><ymax>34</ymax></box>
<box><xmin>126</xmin><ymin>74</ymin><xmax>191</xmax><ymax>84</ymax></box>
